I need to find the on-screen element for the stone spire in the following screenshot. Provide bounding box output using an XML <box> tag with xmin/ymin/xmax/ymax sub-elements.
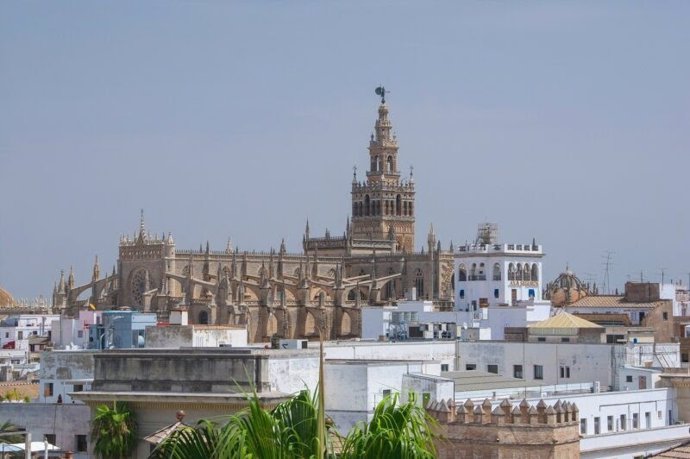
<box><xmin>92</xmin><ymin>255</ymin><xmax>100</xmax><ymax>282</ymax></box>
<box><xmin>427</xmin><ymin>223</ymin><xmax>437</xmax><ymax>254</ymax></box>
<box><xmin>67</xmin><ymin>266</ymin><xmax>75</xmax><ymax>290</ymax></box>
<box><xmin>57</xmin><ymin>270</ymin><xmax>66</xmax><ymax>294</ymax></box>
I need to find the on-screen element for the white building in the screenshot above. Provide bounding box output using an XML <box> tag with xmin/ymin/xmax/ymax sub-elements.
<box><xmin>361</xmin><ymin>300</ymin><xmax>462</xmax><ymax>341</ymax></box>
<box><xmin>0</xmin><ymin>314</ymin><xmax>60</xmax><ymax>351</ymax></box>
<box><xmin>38</xmin><ymin>351</ymin><xmax>96</xmax><ymax>404</ymax></box>
<box><xmin>454</xmin><ymin>223</ymin><xmax>551</xmax><ymax>340</ymax></box>
<box><xmin>325</xmin><ymin>359</ymin><xmax>444</xmax><ymax>431</ymax></box>
<box><xmin>50</xmin><ymin>310</ymin><xmax>103</xmax><ymax>350</ymax></box>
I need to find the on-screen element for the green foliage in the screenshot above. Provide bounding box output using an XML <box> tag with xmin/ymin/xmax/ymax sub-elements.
<box><xmin>151</xmin><ymin>391</ymin><xmax>437</xmax><ymax>459</ymax></box>
<box><xmin>0</xmin><ymin>421</ymin><xmax>25</xmax><ymax>444</ymax></box>
<box><xmin>91</xmin><ymin>401</ymin><xmax>137</xmax><ymax>459</ymax></box>
<box><xmin>340</xmin><ymin>393</ymin><xmax>437</xmax><ymax>459</ymax></box>
<box><xmin>0</xmin><ymin>388</ymin><xmax>29</xmax><ymax>402</ymax></box>
<box><xmin>151</xmin><ymin>389</ymin><xmax>334</xmax><ymax>459</ymax></box>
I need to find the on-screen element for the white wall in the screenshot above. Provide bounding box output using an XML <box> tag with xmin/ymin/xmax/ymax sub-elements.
<box><xmin>323</xmin><ymin>341</ymin><xmax>456</xmax><ymax>370</ymax></box>
<box><xmin>456</xmin><ymin>341</ymin><xmax>615</xmax><ymax>388</ymax></box>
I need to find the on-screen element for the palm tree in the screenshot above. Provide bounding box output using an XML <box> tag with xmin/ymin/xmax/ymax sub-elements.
<box><xmin>340</xmin><ymin>393</ymin><xmax>437</xmax><ymax>459</ymax></box>
<box><xmin>0</xmin><ymin>421</ymin><xmax>25</xmax><ymax>444</ymax></box>
<box><xmin>91</xmin><ymin>401</ymin><xmax>137</xmax><ymax>459</ymax></box>
<box><xmin>151</xmin><ymin>389</ymin><xmax>334</xmax><ymax>459</ymax></box>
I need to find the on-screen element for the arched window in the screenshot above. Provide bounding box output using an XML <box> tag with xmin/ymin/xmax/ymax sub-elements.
<box><xmin>198</xmin><ymin>310</ymin><xmax>209</xmax><ymax>325</ymax></box>
<box><xmin>375</xmin><ymin>156</ymin><xmax>381</xmax><ymax>172</ymax></box>
<box><xmin>531</xmin><ymin>264</ymin><xmax>539</xmax><ymax>282</ymax></box>
<box><xmin>493</xmin><ymin>263</ymin><xmax>501</xmax><ymax>281</ymax></box>
<box><xmin>408</xmin><ymin>202</ymin><xmax>413</xmax><ymax>216</ymax></box>
<box><xmin>267</xmin><ymin>313</ymin><xmax>278</xmax><ymax>337</ymax></box>
<box><xmin>386</xmin><ymin>155</ymin><xmax>393</xmax><ymax>173</ymax></box>
<box><xmin>458</xmin><ymin>264</ymin><xmax>467</xmax><ymax>282</ymax></box>
<box><xmin>384</xmin><ymin>201</ymin><xmax>389</xmax><ymax>215</ymax></box>
<box><xmin>358</xmin><ymin>202</ymin><xmax>363</xmax><ymax>217</ymax></box>
<box><xmin>396</xmin><ymin>195</ymin><xmax>401</xmax><ymax>216</ymax></box>
<box><xmin>508</xmin><ymin>263</ymin><xmax>515</xmax><ymax>280</ymax></box>
<box><xmin>352</xmin><ymin>202</ymin><xmax>358</xmax><ymax>217</ymax></box>
<box><xmin>415</xmin><ymin>269</ymin><xmax>424</xmax><ymax>298</ymax></box>
<box><xmin>516</xmin><ymin>264</ymin><xmax>523</xmax><ymax>281</ymax></box>
<box><xmin>365</xmin><ymin>195</ymin><xmax>371</xmax><ymax>216</ymax></box>
<box><xmin>341</xmin><ymin>312</ymin><xmax>352</xmax><ymax>335</ymax></box>
<box><xmin>470</xmin><ymin>263</ymin><xmax>477</xmax><ymax>280</ymax></box>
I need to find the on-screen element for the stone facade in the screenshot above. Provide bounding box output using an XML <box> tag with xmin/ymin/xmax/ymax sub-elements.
<box><xmin>428</xmin><ymin>398</ymin><xmax>581</xmax><ymax>459</ymax></box>
<box><xmin>51</xmin><ymin>98</ymin><xmax>455</xmax><ymax>342</ymax></box>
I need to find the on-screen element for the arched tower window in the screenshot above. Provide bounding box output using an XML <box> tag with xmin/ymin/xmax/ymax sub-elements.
<box><xmin>386</xmin><ymin>155</ymin><xmax>393</xmax><ymax>173</ymax></box>
<box><xmin>470</xmin><ymin>263</ymin><xmax>477</xmax><ymax>280</ymax></box>
<box><xmin>396</xmin><ymin>195</ymin><xmax>401</xmax><ymax>216</ymax></box>
<box><xmin>358</xmin><ymin>202</ymin><xmax>363</xmax><ymax>217</ymax></box>
<box><xmin>508</xmin><ymin>263</ymin><xmax>515</xmax><ymax>281</ymax></box>
<box><xmin>415</xmin><ymin>269</ymin><xmax>424</xmax><ymax>298</ymax></box>
<box><xmin>493</xmin><ymin>263</ymin><xmax>501</xmax><ymax>281</ymax></box>
<box><xmin>458</xmin><ymin>264</ymin><xmax>467</xmax><ymax>282</ymax></box>
<box><xmin>524</xmin><ymin>264</ymin><xmax>532</xmax><ymax>281</ymax></box>
<box><xmin>375</xmin><ymin>156</ymin><xmax>381</xmax><ymax>172</ymax></box>
<box><xmin>531</xmin><ymin>264</ymin><xmax>539</xmax><ymax>282</ymax></box>
<box><xmin>384</xmin><ymin>201</ymin><xmax>389</xmax><ymax>215</ymax></box>
<box><xmin>365</xmin><ymin>195</ymin><xmax>371</xmax><ymax>216</ymax></box>
<box><xmin>516</xmin><ymin>264</ymin><xmax>524</xmax><ymax>281</ymax></box>
<box><xmin>409</xmin><ymin>202</ymin><xmax>413</xmax><ymax>216</ymax></box>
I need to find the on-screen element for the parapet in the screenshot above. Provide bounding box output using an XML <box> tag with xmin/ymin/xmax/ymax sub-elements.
<box><xmin>426</xmin><ymin>397</ymin><xmax>579</xmax><ymax>427</ymax></box>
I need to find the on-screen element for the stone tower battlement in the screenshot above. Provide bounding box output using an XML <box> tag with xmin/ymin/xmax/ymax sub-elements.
<box><xmin>427</xmin><ymin>398</ymin><xmax>580</xmax><ymax>459</ymax></box>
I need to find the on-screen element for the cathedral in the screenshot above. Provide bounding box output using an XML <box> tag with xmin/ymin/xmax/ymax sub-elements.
<box><xmin>52</xmin><ymin>92</ymin><xmax>455</xmax><ymax>343</ymax></box>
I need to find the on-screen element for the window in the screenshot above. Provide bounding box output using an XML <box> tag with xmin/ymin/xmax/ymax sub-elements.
<box><xmin>620</xmin><ymin>414</ymin><xmax>627</xmax><ymax>431</ymax></box>
<box><xmin>493</xmin><ymin>289</ymin><xmax>499</xmax><ymax>299</ymax></box>
<box><xmin>561</xmin><ymin>337</ymin><xmax>570</xmax><ymax>343</ymax></box>
<box><xmin>537</xmin><ymin>337</ymin><xmax>546</xmax><ymax>342</ymax></box>
<box><xmin>607</xmin><ymin>415</ymin><xmax>614</xmax><ymax>432</ymax></box>
<box><xmin>594</xmin><ymin>417</ymin><xmax>600</xmax><ymax>434</ymax></box>
<box><xmin>44</xmin><ymin>383</ymin><xmax>53</xmax><ymax>397</ymax></box>
<box><xmin>528</xmin><ymin>289</ymin><xmax>535</xmax><ymax>298</ymax></box>
<box><xmin>487</xmin><ymin>364</ymin><xmax>498</xmax><ymax>374</ymax></box>
<box><xmin>580</xmin><ymin>418</ymin><xmax>587</xmax><ymax>435</ymax></box>
<box><xmin>632</xmin><ymin>413</ymin><xmax>639</xmax><ymax>429</ymax></box>
<box><xmin>513</xmin><ymin>365</ymin><xmax>523</xmax><ymax>379</ymax></box>
<box><xmin>465</xmin><ymin>364</ymin><xmax>477</xmax><ymax>371</ymax></box>
<box><xmin>645</xmin><ymin>412</ymin><xmax>651</xmax><ymax>429</ymax></box>
<box><xmin>382</xmin><ymin>389</ymin><xmax>391</xmax><ymax>398</ymax></box>
<box><xmin>459</xmin><ymin>289</ymin><xmax>465</xmax><ymax>300</ymax></box>
<box><xmin>560</xmin><ymin>366</ymin><xmax>570</xmax><ymax>378</ymax></box>
<box><xmin>663</xmin><ymin>312</ymin><xmax>668</xmax><ymax>320</ymax></box>
<box><xmin>4</xmin><ymin>332</ymin><xmax>8</xmax><ymax>338</ymax></box>
<box><xmin>533</xmin><ymin>365</ymin><xmax>544</xmax><ymax>380</ymax></box>
<box><xmin>18</xmin><ymin>331</ymin><xmax>23</xmax><ymax>340</ymax></box>
<box><xmin>76</xmin><ymin>434</ymin><xmax>88</xmax><ymax>452</ymax></box>
<box><xmin>73</xmin><ymin>384</ymin><xmax>83</xmax><ymax>392</ymax></box>
<box><xmin>45</xmin><ymin>434</ymin><xmax>56</xmax><ymax>445</ymax></box>
<box><xmin>626</xmin><ymin>375</ymin><xmax>633</xmax><ymax>383</ymax></box>
<box><xmin>441</xmin><ymin>364</ymin><xmax>449</xmax><ymax>372</ymax></box>
<box><xmin>77</xmin><ymin>330</ymin><xmax>84</xmax><ymax>338</ymax></box>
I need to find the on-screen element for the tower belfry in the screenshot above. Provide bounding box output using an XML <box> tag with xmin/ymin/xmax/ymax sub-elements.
<box><xmin>350</xmin><ymin>90</ymin><xmax>415</xmax><ymax>252</ymax></box>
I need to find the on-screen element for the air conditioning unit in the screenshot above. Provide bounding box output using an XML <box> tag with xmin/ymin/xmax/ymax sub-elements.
<box><xmin>279</xmin><ymin>339</ymin><xmax>308</xmax><ymax>350</ymax></box>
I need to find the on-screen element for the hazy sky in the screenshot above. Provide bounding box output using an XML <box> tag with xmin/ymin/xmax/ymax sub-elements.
<box><xmin>1</xmin><ymin>1</ymin><xmax>689</xmax><ymax>299</ymax></box>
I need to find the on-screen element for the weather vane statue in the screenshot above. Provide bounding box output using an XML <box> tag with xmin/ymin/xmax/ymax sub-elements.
<box><xmin>375</xmin><ymin>85</ymin><xmax>387</xmax><ymax>104</ymax></box>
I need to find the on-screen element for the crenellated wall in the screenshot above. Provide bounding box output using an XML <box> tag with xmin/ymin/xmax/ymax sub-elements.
<box><xmin>427</xmin><ymin>398</ymin><xmax>581</xmax><ymax>458</ymax></box>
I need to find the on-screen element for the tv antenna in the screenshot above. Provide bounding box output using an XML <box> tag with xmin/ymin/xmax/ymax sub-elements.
<box><xmin>601</xmin><ymin>251</ymin><xmax>615</xmax><ymax>294</ymax></box>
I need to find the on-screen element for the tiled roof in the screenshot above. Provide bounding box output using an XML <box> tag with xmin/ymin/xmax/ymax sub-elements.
<box><xmin>650</xmin><ymin>440</ymin><xmax>690</xmax><ymax>457</ymax></box>
<box><xmin>529</xmin><ymin>311</ymin><xmax>602</xmax><ymax>329</ymax></box>
<box><xmin>565</xmin><ymin>295</ymin><xmax>668</xmax><ymax>309</ymax></box>
<box><xmin>573</xmin><ymin>313</ymin><xmax>632</xmax><ymax>327</ymax></box>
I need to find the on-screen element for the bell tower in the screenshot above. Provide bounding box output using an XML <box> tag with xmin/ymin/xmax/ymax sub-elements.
<box><xmin>351</xmin><ymin>87</ymin><xmax>415</xmax><ymax>252</ymax></box>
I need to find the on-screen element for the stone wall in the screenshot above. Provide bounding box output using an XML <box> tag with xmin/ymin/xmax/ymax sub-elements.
<box><xmin>428</xmin><ymin>398</ymin><xmax>580</xmax><ymax>459</ymax></box>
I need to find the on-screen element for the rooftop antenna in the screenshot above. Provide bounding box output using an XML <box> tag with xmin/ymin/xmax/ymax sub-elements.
<box><xmin>660</xmin><ymin>267</ymin><xmax>667</xmax><ymax>285</ymax></box>
<box><xmin>601</xmin><ymin>251</ymin><xmax>614</xmax><ymax>294</ymax></box>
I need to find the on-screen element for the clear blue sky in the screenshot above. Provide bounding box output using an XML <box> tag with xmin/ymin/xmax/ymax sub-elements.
<box><xmin>1</xmin><ymin>1</ymin><xmax>689</xmax><ymax>299</ymax></box>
